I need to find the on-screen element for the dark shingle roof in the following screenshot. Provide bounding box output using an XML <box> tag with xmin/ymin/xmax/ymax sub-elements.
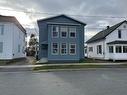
<box><xmin>86</xmin><ymin>20</ymin><xmax>127</xmax><ymax>43</ymax></box>
<box><xmin>0</xmin><ymin>15</ymin><xmax>26</xmax><ymax>34</ymax></box>
<box><xmin>107</xmin><ymin>41</ymin><xmax>127</xmax><ymax>44</ymax></box>
<box><xmin>37</xmin><ymin>14</ymin><xmax>86</xmax><ymax>26</ymax></box>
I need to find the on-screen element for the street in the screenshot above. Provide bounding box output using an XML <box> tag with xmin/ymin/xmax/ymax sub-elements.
<box><xmin>0</xmin><ymin>68</ymin><xmax>127</xmax><ymax>95</ymax></box>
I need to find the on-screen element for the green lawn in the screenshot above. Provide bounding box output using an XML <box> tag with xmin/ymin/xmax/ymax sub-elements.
<box><xmin>80</xmin><ymin>58</ymin><xmax>115</xmax><ymax>63</ymax></box>
<box><xmin>0</xmin><ymin>60</ymin><xmax>9</xmax><ymax>65</ymax></box>
<box><xmin>33</xmin><ymin>63</ymin><xmax>127</xmax><ymax>71</ymax></box>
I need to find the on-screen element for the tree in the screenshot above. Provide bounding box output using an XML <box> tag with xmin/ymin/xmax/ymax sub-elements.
<box><xmin>27</xmin><ymin>34</ymin><xmax>38</xmax><ymax>56</ymax></box>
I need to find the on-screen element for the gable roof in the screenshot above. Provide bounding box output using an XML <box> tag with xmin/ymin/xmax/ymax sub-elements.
<box><xmin>37</xmin><ymin>14</ymin><xmax>86</xmax><ymax>26</ymax></box>
<box><xmin>0</xmin><ymin>15</ymin><xmax>26</xmax><ymax>34</ymax></box>
<box><xmin>86</xmin><ymin>20</ymin><xmax>127</xmax><ymax>43</ymax></box>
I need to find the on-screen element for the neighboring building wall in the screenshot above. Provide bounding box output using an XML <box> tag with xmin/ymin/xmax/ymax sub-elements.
<box><xmin>0</xmin><ymin>22</ymin><xmax>13</xmax><ymax>59</ymax></box>
<box><xmin>105</xmin><ymin>23</ymin><xmax>127</xmax><ymax>60</ymax></box>
<box><xmin>106</xmin><ymin>23</ymin><xmax>127</xmax><ymax>43</ymax></box>
<box><xmin>38</xmin><ymin>22</ymin><xmax>48</xmax><ymax>59</ymax></box>
<box><xmin>47</xmin><ymin>25</ymin><xmax>81</xmax><ymax>62</ymax></box>
<box><xmin>87</xmin><ymin>22</ymin><xmax>127</xmax><ymax>60</ymax></box>
<box><xmin>38</xmin><ymin>16</ymin><xmax>85</xmax><ymax>62</ymax></box>
<box><xmin>0</xmin><ymin>22</ymin><xmax>26</xmax><ymax>60</ymax></box>
<box><xmin>87</xmin><ymin>40</ymin><xmax>105</xmax><ymax>59</ymax></box>
<box><xmin>12</xmin><ymin>23</ymin><xmax>26</xmax><ymax>59</ymax></box>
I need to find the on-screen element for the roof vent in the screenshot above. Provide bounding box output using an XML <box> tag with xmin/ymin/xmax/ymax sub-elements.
<box><xmin>107</xmin><ymin>26</ymin><xmax>110</xmax><ymax>29</ymax></box>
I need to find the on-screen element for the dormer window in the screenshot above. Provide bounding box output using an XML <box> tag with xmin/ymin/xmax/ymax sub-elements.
<box><xmin>118</xmin><ymin>29</ymin><xmax>121</xmax><ymax>39</ymax></box>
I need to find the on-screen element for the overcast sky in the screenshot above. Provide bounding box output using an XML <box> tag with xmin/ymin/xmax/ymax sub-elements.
<box><xmin>0</xmin><ymin>0</ymin><xmax>127</xmax><ymax>41</ymax></box>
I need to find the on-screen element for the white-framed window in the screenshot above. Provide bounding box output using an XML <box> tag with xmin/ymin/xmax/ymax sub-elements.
<box><xmin>0</xmin><ymin>25</ymin><xmax>4</xmax><ymax>35</ymax></box>
<box><xmin>60</xmin><ymin>26</ymin><xmax>68</xmax><ymax>38</ymax></box>
<box><xmin>69</xmin><ymin>26</ymin><xmax>76</xmax><ymax>38</ymax></box>
<box><xmin>89</xmin><ymin>47</ymin><xmax>93</xmax><ymax>52</ymax></box>
<box><xmin>51</xmin><ymin>43</ymin><xmax>59</xmax><ymax>55</ymax></box>
<box><xmin>69</xmin><ymin>43</ymin><xmax>76</xmax><ymax>55</ymax></box>
<box><xmin>97</xmin><ymin>45</ymin><xmax>102</xmax><ymax>54</ymax></box>
<box><xmin>116</xmin><ymin>46</ymin><xmax>122</xmax><ymax>53</ymax></box>
<box><xmin>0</xmin><ymin>42</ymin><xmax>3</xmax><ymax>53</ymax></box>
<box><xmin>52</xmin><ymin>25</ymin><xmax>59</xmax><ymax>38</ymax></box>
<box><xmin>60</xmin><ymin>43</ymin><xmax>67</xmax><ymax>55</ymax></box>
<box><xmin>123</xmin><ymin>46</ymin><xmax>127</xmax><ymax>53</ymax></box>
<box><xmin>109</xmin><ymin>46</ymin><xmax>113</xmax><ymax>53</ymax></box>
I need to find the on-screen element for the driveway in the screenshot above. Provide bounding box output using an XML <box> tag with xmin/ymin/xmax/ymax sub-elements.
<box><xmin>9</xmin><ymin>57</ymin><xmax>36</xmax><ymax>65</ymax></box>
<box><xmin>0</xmin><ymin>57</ymin><xmax>36</xmax><ymax>72</ymax></box>
<box><xmin>0</xmin><ymin>68</ymin><xmax>127</xmax><ymax>95</ymax></box>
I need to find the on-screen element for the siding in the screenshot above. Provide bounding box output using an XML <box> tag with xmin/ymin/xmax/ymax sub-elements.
<box><xmin>38</xmin><ymin>16</ymin><xmax>85</xmax><ymax>62</ymax></box>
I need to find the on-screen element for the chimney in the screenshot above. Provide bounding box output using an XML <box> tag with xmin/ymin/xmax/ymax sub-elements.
<box><xmin>107</xmin><ymin>26</ymin><xmax>110</xmax><ymax>29</ymax></box>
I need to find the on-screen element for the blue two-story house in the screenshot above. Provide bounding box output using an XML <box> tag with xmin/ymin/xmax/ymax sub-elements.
<box><xmin>37</xmin><ymin>14</ymin><xmax>86</xmax><ymax>63</ymax></box>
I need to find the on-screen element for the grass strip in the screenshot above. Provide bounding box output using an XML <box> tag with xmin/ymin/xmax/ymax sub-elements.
<box><xmin>33</xmin><ymin>64</ymin><xmax>127</xmax><ymax>71</ymax></box>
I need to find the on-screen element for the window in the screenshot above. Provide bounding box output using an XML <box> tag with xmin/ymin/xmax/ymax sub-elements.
<box><xmin>69</xmin><ymin>26</ymin><xmax>76</xmax><ymax>38</ymax></box>
<box><xmin>18</xmin><ymin>45</ymin><xmax>20</xmax><ymax>53</ymax></box>
<box><xmin>0</xmin><ymin>25</ymin><xmax>4</xmax><ymax>35</ymax></box>
<box><xmin>118</xmin><ymin>29</ymin><xmax>121</xmax><ymax>39</ymax></box>
<box><xmin>69</xmin><ymin>44</ymin><xmax>76</xmax><ymax>55</ymax></box>
<box><xmin>123</xmin><ymin>25</ymin><xmax>126</xmax><ymax>28</ymax></box>
<box><xmin>109</xmin><ymin>46</ymin><xmax>113</xmax><ymax>53</ymax></box>
<box><xmin>89</xmin><ymin>47</ymin><xmax>93</xmax><ymax>52</ymax></box>
<box><xmin>52</xmin><ymin>25</ymin><xmax>59</xmax><ymax>38</ymax></box>
<box><xmin>123</xmin><ymin>46</ymin><xmax>127</xmax><ymax>53</ymax></box>
<box><xmin>60</xmin><ymin>26</ymin><xmax>68</xmax><ymax>38</ymax></box>
<box><xmin>60</xmin><ymin>43</ymin><xmax>67</xmax><ymax>55</ymax></box>
<box><xmin>52</xmin><ymin>43</ymin><xmax>59</xmax><ymax>55</ymax></box>
<box><xmin>0</xmin><ymin>42</ymin><xmax>3</xmax><ymax>53</ymax></box>
<box><xmin>116</xmin><ymin>46</ymin><xmax>122</xmax><ymax>53</ymax></box>
<box><xmin>97</xmin><ymin>45</ymin><xmax>102</xmax><ymax>54</ymax></box>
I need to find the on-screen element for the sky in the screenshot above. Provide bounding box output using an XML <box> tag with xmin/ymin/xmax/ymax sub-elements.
<box><xmin>0</xmin><ymin>0</ymin><xmax>127</xmax><ymax>41</ymax></box>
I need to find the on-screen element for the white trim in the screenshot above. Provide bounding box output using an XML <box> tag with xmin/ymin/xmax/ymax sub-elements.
<box><xmin>60</xmin><ymin>43</ymin><xmax>68</xmax><ymax>55</ymax></box>
<box><xmin>69</xmin><ymin>43</ymin><xmax>76</xmax><ymax>55</ymax></box>
<box><xmin>47</xmin><ymin>22</ymin><xmax>81</xmax><ymax>26</ymax></box>
<box><xmin>51</xmin><ymin>25</ymin><xmax>59</xmax><ymax>38</ymax></box>
<box><xmin>69</xmin><ymin>26</ymin><xmax>76</xmax><ymax>38</ymax></box>
<box><xmin>60</xmin><ymin>26</ymin><xmax>68</xmax><ymax>38</ymax></box>
<box><xmin>51</xmin><ymin>43</ymin><xmax>59</xmax><ymax>55</ymax></box>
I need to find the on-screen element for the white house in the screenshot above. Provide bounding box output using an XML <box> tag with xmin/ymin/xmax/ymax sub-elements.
<box><xmin>86</xmin><ymin>20</ymin><xmax>127</xmax><ymax>61</ymax></box>
<box><xmin>0</xmin><ymin>15</ymin><xmax>26</xmax><ymax>60</ymax></box>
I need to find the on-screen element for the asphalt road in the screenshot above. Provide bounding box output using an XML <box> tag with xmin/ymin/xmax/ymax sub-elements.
<box><xmin>0</xmin><ymin>68</ymin><xmax>127</xmax><ymax>95</ymax></box>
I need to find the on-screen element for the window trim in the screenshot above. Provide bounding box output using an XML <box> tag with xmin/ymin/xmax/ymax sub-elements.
<box><xmin>118</xmin><ymin>29</ymin><xmax>121</xmax><ymax>39</ymax></box>
<box><xmin>51</xmin><ymin>43</ymin><xmax>59</xmax><ymax>55</ymax></box>
<box><xmin>89</xmin><ymin>47</ymin><xmax>93</xmax><ymax>52</ymax></box>
<box><xmin>60</xmin><ymin>26</ymin><xmax>68</xmax><ymax>38</ymax></box>
<box><xmin>123</xmin><ymin>46</ymin><xmax>127</xmax><ymax>53</ymax></box>
<box><xmin>69</xmin><ymin>26</ymin><xmax>76</xmax><ymax>38</ymax></box>
<box><xmin>51</xmin><ymin>25</ymin><xmax>59</xmax><ymax>38</ymax></box>
<box><xmin>97</xmin><ymin>45</ymin><xmax>102</xmax><ymax>54</ymax></box>
<box><xmin>18</xmin><ymin>44</ymin><xmax>20</xmax><ymax>53</ymax></box>
<box><xmin>60</xmin><ymin>43</ymin><xmax>68</xmax><ymax>55</ymax></box>
<box><xmin>0</xmin><ymin>25</ymin><xmax>4</xmax><ymax>35</ymax></box>
<box><xmin>0</xmin><ymin>42</ymin><xmax>3</xmax><ymax>53</ymax></box>
<box><xmin>69</xmin><ymin>43</ymin><xmax>76</xmax><ymax>55</ymax></box>
<box><xmin>109</xmin><ymin>46</ymin><xmax>114</xmax><ymax>53</ymax></box>
<box><xmin>115</xmin><ymin>45</ymin><xmax>122</xmax><ymax>53</ymax></box>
